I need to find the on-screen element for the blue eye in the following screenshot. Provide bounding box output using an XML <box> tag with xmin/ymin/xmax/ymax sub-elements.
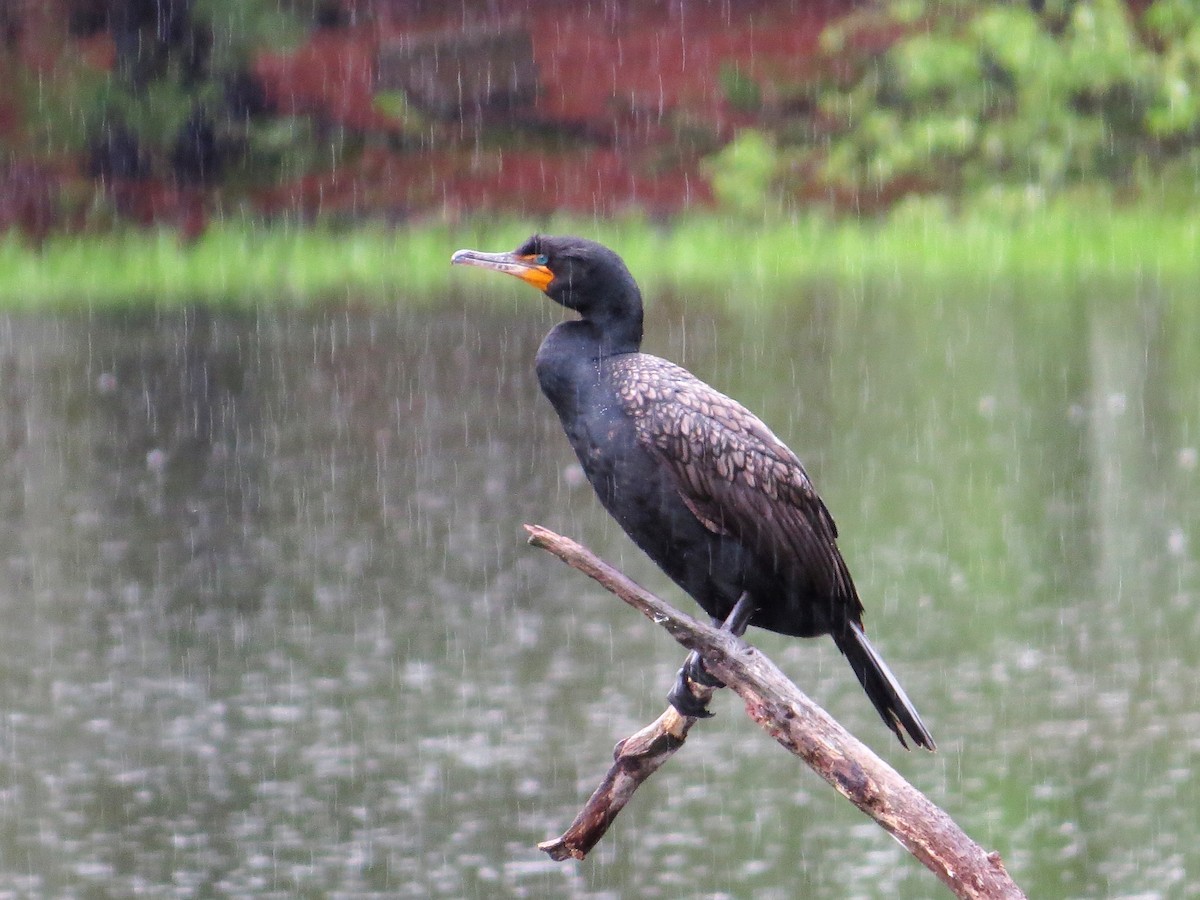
<box><xmin>535</xmin><ymin>254</ymin><xmax>548</xmax><ymax>265</ymax></box>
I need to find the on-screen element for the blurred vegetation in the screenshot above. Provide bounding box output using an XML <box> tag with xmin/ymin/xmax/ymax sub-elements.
<box><xmin>703</xmin><ymin>0</ymin><xmax>1200</xmax><ymax>214</ymax></box>
<box><xmin>13</xmin><ymin>0</ymin><xmax>1200</xmax><ymax>219</ymax></box>
<box><xmin>21</xmin><ymin>0</ymin><xmax>341</xmax><ymax>189</ymax></box>
<box><xmin>2</xmin><ymin>202</ymin><xmax>1195</xmax><ymax>307</ymax></box>
<box><xmin>814</xmin><ymin>0</ymin><xmax>1200</xmax><ymax>207</ymax></box>
<box><xmin>702</xmin><ymin>130</ymin><xmax>780</xmax><ymax>217</ymax></box>
<box><xmin>4</xmin><ymin>0</ymin><xmax>1198</xmax><ymax>292</ymax></box>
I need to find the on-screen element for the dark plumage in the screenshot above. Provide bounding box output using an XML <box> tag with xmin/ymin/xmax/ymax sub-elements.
<box><xmin>452</xmin><ymin>235</ymin><xmax>935</xmax><ymax>750</ymax></box>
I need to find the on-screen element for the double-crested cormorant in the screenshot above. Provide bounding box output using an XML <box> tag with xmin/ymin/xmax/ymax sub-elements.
<box><xmin>452</xmin><ymin>235</ymin><xmax>935</xmax><ymax>750</ymax></box>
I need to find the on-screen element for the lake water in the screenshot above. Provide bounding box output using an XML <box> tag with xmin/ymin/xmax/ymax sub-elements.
<box><xmin>0</xmin><ymin>277</ymin><xmax>1196</xmax><ymax>898</ymax></box>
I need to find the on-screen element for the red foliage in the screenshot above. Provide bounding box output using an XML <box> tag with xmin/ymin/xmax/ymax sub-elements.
<box><xmin>8</xmin><ymin>0</ymin><xmax>864</xmax><ymax>233</ymax></box>
<box><xmin>251</xmin><ymin>2</ymin><xmax>849</xmax><ymax>219</ymax></box>
<box><xmin>254</xmin><ymin>30</ymin><xmax>393</xmax><ymax>133</ymax></box>
<box><xmin>0</xmin><ymin>163</ymin><xmax>61</xmax><ymax>246</ymax></box>
<box><xmin>105</xmin><ymin>179</ymin><xmax>209</xmax><ymax>242</ymax></box>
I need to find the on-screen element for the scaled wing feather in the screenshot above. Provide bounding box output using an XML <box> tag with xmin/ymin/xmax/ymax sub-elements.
<box><xmin>608</xmin><ymin>355</ymin><xmax>855</xmax><ymax>603</ymax></box>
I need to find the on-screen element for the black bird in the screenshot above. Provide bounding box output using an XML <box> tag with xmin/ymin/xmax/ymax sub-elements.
<box><xmin>452</xmin><ymin>235</ymin><xmax>935</xmax><ymax>750</ymax></box>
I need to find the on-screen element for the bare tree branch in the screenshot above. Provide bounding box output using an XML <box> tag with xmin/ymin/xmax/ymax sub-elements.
<box><xmin>526</xmin><ymin>524</ymin><xmax>1025</xmax><ymax>900</ymax></box>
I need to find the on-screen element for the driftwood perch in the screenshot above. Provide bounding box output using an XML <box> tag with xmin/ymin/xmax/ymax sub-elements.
<box><xmin>526</xmin><ymin>524</ymin><xmax>1025</xmax><ymax>900</ymax></box>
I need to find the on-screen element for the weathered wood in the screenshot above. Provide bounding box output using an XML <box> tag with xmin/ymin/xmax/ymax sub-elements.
<box><xmin>538</xmin><ymin>672</ymin><xmax>714</xmax><ymax>860</ymax></box>
<box><xmin>526</xmin><ymin>524</ymin><xmax>1025</xmax><ymax>900</ymax></box>
<box><xmin>537</xmin><ymin>703</ymin><xmax>697</xmax><ymax>860</ymax></box>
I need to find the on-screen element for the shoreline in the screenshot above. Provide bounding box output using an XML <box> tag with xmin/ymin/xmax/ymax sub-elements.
<box><xmin>2</xmin><ymin>204</ymin><xmax>1196</xmax><ymax>309</ymax></box>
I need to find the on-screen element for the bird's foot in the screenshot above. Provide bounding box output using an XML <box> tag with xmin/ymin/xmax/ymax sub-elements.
<box><xmin>666</xmin><ymin>651</ymin><xmax>721</xmax><ymax>718</ymax></box>
<box><xmin>682</xmin><ymin>649</ymin><xmax>725</xmax><ymax>688</ymax></box>
<box><xmin>667</xmin><ymin>669</ymin><xmax>713</xmax><ymax>718</ymax></box>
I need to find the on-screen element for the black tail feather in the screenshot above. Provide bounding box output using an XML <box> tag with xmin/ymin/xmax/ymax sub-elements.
<box><xmin>833</xmin><ymin>622</ymin><xmax>936</xmax><ymax>751</ymax></box>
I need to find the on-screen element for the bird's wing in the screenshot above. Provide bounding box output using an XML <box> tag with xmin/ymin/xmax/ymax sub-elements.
<box><xmin>609</xmin><ymin>355</ymin><xmax>853</xmax><ymax>599</ymax></box>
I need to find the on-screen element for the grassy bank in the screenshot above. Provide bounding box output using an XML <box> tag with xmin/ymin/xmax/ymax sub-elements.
<box><xmin>1</xmin><ymin>202</ymin><xmax>1197</xmax><ymax>309</ymax></box>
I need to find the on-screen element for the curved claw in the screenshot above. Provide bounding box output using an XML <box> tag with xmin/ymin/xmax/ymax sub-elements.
<box><xmin>668</xmin><ymin>668</ymin><xmax>715</xmax><ymax>719</ymax></box>
<box><xmin>667</xmin><ymin>650</ymin><xmax>725</xmax><ymax>718</ymax></box>
<box><xmin>682</xmin><ymin>651</ymin><xmax>725</xmax><ymax>688</ymax></box>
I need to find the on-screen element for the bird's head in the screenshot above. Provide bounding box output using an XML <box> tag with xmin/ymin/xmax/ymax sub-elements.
<box><xmin>451</xmin><ymin>235</ymin><xmax>643</xmax><ymax>327</ymax></box>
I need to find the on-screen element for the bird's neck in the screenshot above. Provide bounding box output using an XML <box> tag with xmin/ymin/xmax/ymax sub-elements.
<box><xmin>549</xmin><ymin>310</ymin><xmax>642</xmax><ymax>360</ymax></box>
<box><xmin>584</xmin><ymin>285</ymin><xmax>644</xmax><ymax>356</ymax></box>
<box><xmin>551</xmin><ymin>279</ymin><xmax>644</xmax><ymax>357</ymax></box>
<box><xmin>589</xmin><ymin>309</ymin><xmax>643</xmax><ymax>356</ymax></box>
<box><xmin>535</xmin><ymin>319</ymin><xmax>638</xmax><ymax>419</ymax></box>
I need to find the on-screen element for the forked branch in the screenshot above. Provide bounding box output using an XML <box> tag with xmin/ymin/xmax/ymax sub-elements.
<box><xmin>526</xmin><ymin>524</ymin><xmax>1025</xmax><ymax>900</ymax></box>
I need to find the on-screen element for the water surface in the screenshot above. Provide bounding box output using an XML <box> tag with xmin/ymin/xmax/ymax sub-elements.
<box><xmin>0</xmin><ymin>279</ymin><xmax>1196</xmax><ymax>897</ymax></box>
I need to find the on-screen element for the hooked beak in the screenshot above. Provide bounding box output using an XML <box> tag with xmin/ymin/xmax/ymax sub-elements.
<box><xmin>450</xmin><ymin>248</ymin><xmax>554</xmax><ymax>293</ymax></box>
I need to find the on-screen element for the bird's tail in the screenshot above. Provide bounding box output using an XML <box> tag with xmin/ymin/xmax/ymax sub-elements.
<box><xmin>833</xmin><ymin>621</ymin><xmax>936</xmax><ymax>751</ymax></box>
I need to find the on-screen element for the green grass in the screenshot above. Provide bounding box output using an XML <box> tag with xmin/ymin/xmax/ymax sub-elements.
<box><xmin>1</xmin><ymin>202</ymin><xmax>1197</xmax><ymax>309</ymax></box>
